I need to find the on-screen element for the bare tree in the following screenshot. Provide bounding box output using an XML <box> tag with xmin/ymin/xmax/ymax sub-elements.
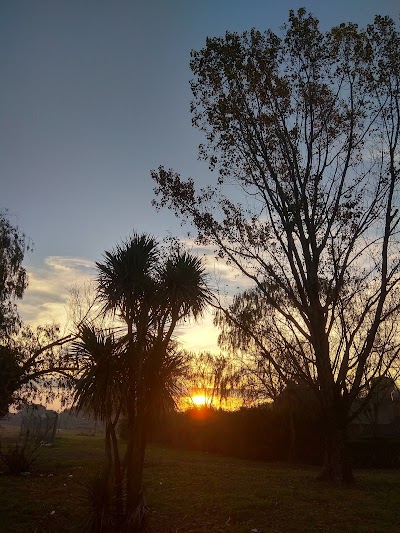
<box><xmin>152</xmin><ymin>10</ymin><xmax>400</xmax><ymax>482</ymax></box>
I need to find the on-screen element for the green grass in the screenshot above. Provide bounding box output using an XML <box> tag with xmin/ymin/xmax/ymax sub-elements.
<box><xmin>0</xmin><ymin>426</ymin><xmax>399</xmax><ymax>532</ymax></box>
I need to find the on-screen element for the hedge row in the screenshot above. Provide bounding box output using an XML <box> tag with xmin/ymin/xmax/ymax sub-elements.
<box><xmin>146</xmin><ymin>405</ymin><xmax>400</xmax><ymax>468</ymax></box>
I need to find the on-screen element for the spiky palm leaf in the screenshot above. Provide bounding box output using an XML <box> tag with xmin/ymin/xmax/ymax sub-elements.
<box><xmin>73</xmin><ymin>324</ymin><xmax>126</xmax><ymax>421</ymax></box>
<box><xmin>96</xmin><ymin>234</ymin><xmax>159</xmax><ymax>323</ymax></box>
<box><xmin>159</xmin><ymin>250</ymin><xmax>211</xmax><ymax>321</ymax></box>
<box><xmin>144</xmin><ymin>343</ymin><xmax>189</xmax><ymax>419</ymax></box>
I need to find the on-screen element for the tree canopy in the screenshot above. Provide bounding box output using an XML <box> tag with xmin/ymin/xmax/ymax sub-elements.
<box><xmin>0</xmin><ymin>212</ymin><xmax>76</xmax><ymax>417</ymax></box>
<box><xmin>0</xmin><ymin>324</ymin><xmax>76</xmax><ymax>418</ymax></box>
<box><xmin>152</xmin><ymin>10</ymin><xmax>400</xmax><ymax>482</ymax></box>
<box><xmin>0</xmin><ymin>210</ymin><xmax>29</xmax><ymax>337</ymax></box>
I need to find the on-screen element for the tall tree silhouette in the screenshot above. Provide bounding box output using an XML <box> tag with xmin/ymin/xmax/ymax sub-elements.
<box><xmin>153</xmin><ymin>11</ymin><xmax>400</xmax><ymax>483</ymax></box>
<box><xmin>91</xmin><ymin>233</ymin><xmax>211</xmax><ymax>529</ymax></box>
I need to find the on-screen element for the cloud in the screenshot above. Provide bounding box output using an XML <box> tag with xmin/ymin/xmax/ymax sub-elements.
<box><xmin>19</xmin><ymin>256</ymin><xmax>96</xmax><ymax>330</ymax></box>
<box><xmin>18</xmin><ymin>249</ymin><xmax>249</xmax><ymax>353</ymax></box>
<box><xmin>176</xmin><ymin>308</ymin><xmax>220</xmax><ymax>354</ymax></box>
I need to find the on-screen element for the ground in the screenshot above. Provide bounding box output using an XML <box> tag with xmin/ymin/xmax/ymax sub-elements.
<box><xmin>0</xmin><ymin>426</ymin><xmax>399</xmax><ymax>532</ymax></box>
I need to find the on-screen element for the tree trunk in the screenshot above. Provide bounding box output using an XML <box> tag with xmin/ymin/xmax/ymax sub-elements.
<box><xmin>319</xmin><ymin>418</ymin><xmax>353</xmax><ymax>483</ymax></box>
<box><xmin>310</xmin><ymin>318</ymin><xmax>353</xmax><ymax>483</ymax></box>
<box><xmin>110</xmin><ymin>424</ymin><xmax>124</xmax><ymax>525</ymax></box>
<box><xmin>125</xmin><ymin>414</ymin><xmax>148</xmax><ymax>532</ymax></box>
<box><xmin>288</xmin><ymin>404</ymin><xmax>297</xmax><ymax>463</ymax></box>
<box><xmin>104</xmin><ymin>422</ymin><xmax>113</xmax><ymax>481</ymax></box>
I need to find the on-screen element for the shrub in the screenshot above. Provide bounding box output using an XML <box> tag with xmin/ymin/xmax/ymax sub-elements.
<box><xmin>0</xmin><ymin>440</ymin><xmax>39</xmax><ymax>475</ymax></box>
<box><xmin>78</xmin><ymin>471</ymin><xmax>115</xmax><ymax>532</ymax></box>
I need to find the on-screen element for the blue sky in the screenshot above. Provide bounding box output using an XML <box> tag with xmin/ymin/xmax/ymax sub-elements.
<box><xmin>2</xmin><ymin>0</ymin><xmax>399</xmax><ymax>350</ymax></box>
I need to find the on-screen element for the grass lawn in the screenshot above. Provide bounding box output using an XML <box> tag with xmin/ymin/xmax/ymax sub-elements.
<box><xmin>0</xmin><ymin>425</ymin><xmax>399</xmax><ymax>532</ymax></box>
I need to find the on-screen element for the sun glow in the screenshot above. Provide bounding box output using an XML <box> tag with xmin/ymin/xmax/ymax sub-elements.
<box><xmin>191</xmin><ymin>394</ymin><xmax>207</xmax><ymax>406</ymax></box>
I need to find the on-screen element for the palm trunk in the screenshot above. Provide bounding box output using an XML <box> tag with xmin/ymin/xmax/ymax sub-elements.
<box><xmin>125</xmin><ymin>413</ymin><xmax>147</xmax><ymax>532</ymax></box>
<box><xmin>109</xmin><ymin>423</ymin><xmax>124</xmax><ymax>524</ymax></box>
<box><xmin>104</xmin><ymin>421</ymin><xmax>113</xmax><ymax>480</ymax></box>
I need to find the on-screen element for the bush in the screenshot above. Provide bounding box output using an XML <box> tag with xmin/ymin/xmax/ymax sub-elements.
<box><xmin>0</xmin><ymin>440</ymin><xmax>39</xmax><ymax>475</ymax></box>
<box><xmin>78</xmin><ymin>471</ymin><xmax>115</xmax><ymax>532</ymax></box>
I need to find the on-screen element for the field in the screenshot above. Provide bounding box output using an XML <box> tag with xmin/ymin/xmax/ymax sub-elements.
<box><xmin>0</xmin><ymin>426</ymin><xmax>399</xmax><ymax>532</ymax></box>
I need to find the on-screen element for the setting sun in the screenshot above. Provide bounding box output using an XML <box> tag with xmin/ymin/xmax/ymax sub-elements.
<box><xmin>191</xmin><ymin>394</ymin><xmax>207</xmax><ymax>406</ymax></box>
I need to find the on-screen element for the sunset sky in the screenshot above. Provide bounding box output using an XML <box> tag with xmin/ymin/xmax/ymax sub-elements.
<box><xmin>2</xmin><ymin>0</ymin><xmax>399</xmax><ymax>353</ymax></box>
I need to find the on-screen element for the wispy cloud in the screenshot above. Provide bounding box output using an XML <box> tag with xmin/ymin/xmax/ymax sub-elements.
<box><xmin>18</xmin><ymin>249</ymin><xmax>249</xmax><ymax>352</ymax></box>
<box><xmin>176</xmin><ymin>308</ymin><xmax>220</xmax><ymax>354</ymax></box>
<box><xmin>19</xmin><ymin>256</ymin><xmax>96</xmax><ymax>331</ymax></box>
<box><xmin>178</xmin><ymin>238</ymin><xmax>255</xmax><ymax>296</ymax></box>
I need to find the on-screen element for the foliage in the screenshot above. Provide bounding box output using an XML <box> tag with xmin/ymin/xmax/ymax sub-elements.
<box><xmin>152</xmin><ymin>403</ymin><xmax>400</xmax><ymax>469</ymax></box>
<box><xmin>152</xmin><ymin>403</ymin><xmax>323</xmax><ymax>465</ymax></box>
<box><xmin>152</xmin><ymin>10</ymin><xmax>400</xmax><ymax>483</ymax></box>
<box><xmin>0</xmin><ymin>210</ymin><xmax>29</xmax><ymax>338</ymax></box>
<box><xmin>78</xmin><ymin>471</ymin><xmax>115</xmax><ymax>532</ymax></box>
<box><xmin>0</xmin><ymin>324</ymin><xmax>76</xmax><ymax>418</ymax></box>
<box><xmin>0</xmin><ymin>436</ymin><xmax>40</xmax><ymax>475</ymax></box>
<box><xmin>73</xmin><ymin>325</ymin><xmax>126</xmax><ymax>423</ymax></box>
<box><xmin>0</xmin><ymin>212</ymin><xmax>76</xmax><ymax>418</ymax></box>
<box><xmin>0</xmin><ymin>345</ymin><xmax>22</xmax><ymax>418</ymax></box>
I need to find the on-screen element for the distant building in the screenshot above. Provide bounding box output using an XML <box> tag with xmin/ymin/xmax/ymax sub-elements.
<box><xmin>349</xmin><ymin>377</ymin><xmax>400</xmax><ymax>439</ymax></box>
<box><xmin>19</xmin><ymin>405</ymin><xmax>58</xmax><ymax>445</ymax></box>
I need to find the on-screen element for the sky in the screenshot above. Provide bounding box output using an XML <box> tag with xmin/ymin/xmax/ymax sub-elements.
<box><xmin>2</xmin><ymin>0</ymin><xmax>399</xmax><ymax>352</ymax></box>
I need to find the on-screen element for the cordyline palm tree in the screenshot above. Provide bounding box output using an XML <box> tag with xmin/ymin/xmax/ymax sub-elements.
<box><xmin>93</xmin><ymin>233</ymin><xmax>211</xmax><ymax>531</ymax></box>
